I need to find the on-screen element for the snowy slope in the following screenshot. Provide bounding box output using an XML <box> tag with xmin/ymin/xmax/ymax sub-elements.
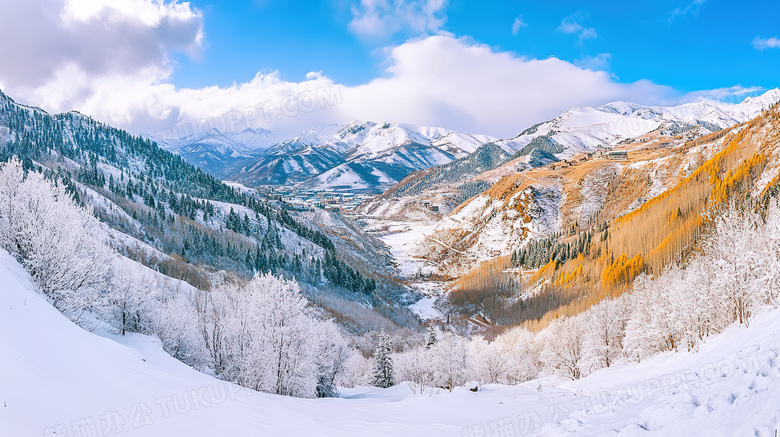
<box><xmin>3</xmin><ymin>248</ymin><xmax>780</xmax><ymax>436</ymax></box>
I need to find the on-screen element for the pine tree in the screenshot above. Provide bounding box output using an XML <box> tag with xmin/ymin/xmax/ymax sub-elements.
<box><xmin>372</xmin><ymin>331</ymin><xmax>394</xmax><ymax>388</ymax></box>
<box><xmin>425</xmin><ymin>322</ymin><xmax>437</xmax><ymax>349</ymax></box>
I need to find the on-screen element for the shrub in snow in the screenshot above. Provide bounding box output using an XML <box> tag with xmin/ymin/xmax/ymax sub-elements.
<box><xmin>337</xmin><ymin>353</ymin><xmax>374</xmax><ymax>388</ymax></box>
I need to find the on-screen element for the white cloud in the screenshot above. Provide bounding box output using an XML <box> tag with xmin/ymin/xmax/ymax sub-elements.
<box><xmin>574</xmin><ymin>53</ymin><xmax>612</xmax><ymax>73</ymax></box>
<box><xmin>0</xmin><ymin>4</ymin><xmax>694</xmax><ymax>140</ymax></box>
<box><xmin>348</xmin><ymin>0</ymin><xmax>447</xmax><ymax>40</ymax></box>
<box><xmin>578</xmin><ymin>28</ymin><xmax>597</xmax><ymax>43</ymax></box>
<box><xmin>669</xmin><ymin>85</ymin><xmax>766</xmax><ymax>105</ymax></box>
<box><xmin>82</xmin><ymin>34</ymin><xmax>677</xmax><ymax>138</ymax></box>
<box><xmin>558</xmin><ymin>15</ymin><xmax>596</xmax><ymax>45</ymax></box>
<box><xmin>558</xmin><ymin>18</ymin><xmax>582</xmax><ymax>35</ymax></box>
<box><xmin>511</xmin><ymin>16</ymin><xmax>526</xmax><ymax>35</ymax></box>
<box><xmin>0</xmin><ymin>0</ymin><xmax>202</xmax><ymax>94</ymax></box>
<box><xmin>753</xmin><ymin>36</ymin><xmax>780</xmax><ymax>50</ymax></box>
<box><xmin>332</xmin><ymin>35</ymin><xmax>675</xmax><ymax>137</ymax></box>
<box><xmin>669</xmin><ymin>0</ymin><xmax>706</xmax><ymax>22</ymax></box>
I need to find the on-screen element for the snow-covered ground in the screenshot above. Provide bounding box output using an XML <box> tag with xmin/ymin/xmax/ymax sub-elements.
<box><xmin>407</xmin><ymin>281</ymin><xmax>446</xmax><ymax>321</ymax></box>
<box><xmin>370</xmin><ymin>221</ymin><xmax>438</xmax><ymax>278</ymax></box>
<box><xmin>2</xmin><ymin>249</ymin><xmax>780</xmax><ymax>436</ymax></box>
<box><xmin>366</xmin><ymin>220</ymin><xmax>446</xmax><ymax>320</ymax></box>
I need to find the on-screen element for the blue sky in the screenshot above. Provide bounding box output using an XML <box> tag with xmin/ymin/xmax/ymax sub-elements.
<box><xmin>172</xmin><ymin>0</ymin><xmax>780</xmax><ymax>93</ymax></box>
<box><xmin>0</xmin><ymin>0</ymin><xmax>778</xmax><ymax>137</ymax></box>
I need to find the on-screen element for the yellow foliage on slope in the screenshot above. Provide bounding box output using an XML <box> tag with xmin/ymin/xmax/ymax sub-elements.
<box><xmin>602</xmin><ymin>253</ymin><xmax>644</xmax><ymax>287</ymax></box>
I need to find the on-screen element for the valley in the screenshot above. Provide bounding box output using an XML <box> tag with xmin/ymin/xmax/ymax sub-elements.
<box><xmin>5</xmin><ymin>2</ymin><xmax>780</xmax><ymax>435</ymax></box>
<box><xmin>4</xmin><ymin>86</ymin><xmax>780</xmax><ymax>436</ymax></box>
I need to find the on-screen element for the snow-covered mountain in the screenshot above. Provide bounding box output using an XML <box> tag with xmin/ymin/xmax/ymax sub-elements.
<box><xmin>155</xmin><ymin>127</ymin><xmax>283</xmax><ymax>177</ymax></box>
<box><xmin>496</xmin><ymin>89</ymin><xmax>780</xmax><ymax>157</ymax></box>
<box><xmin>228</xmin><ymin>121</ymin><xmax>496</xmax><ymax>190</ymax></box>
<box><xmin>355</xmin><ymin>89</ymin><xmax>780</xmax><ymax>221</ymax></box>
<box><xmin>0</xmin><ymin>88</ymin><xmax>414</xmax><ymax>323</ymax></box>
<box><xmin>152</xmin><ymin>90</ymin><xmax>780</xmax><ymax>192</ymax></box>
<box><xmin>406</xmin><ymin>90</ymin><xmax>780</xmax><ymax>280</ymax></box>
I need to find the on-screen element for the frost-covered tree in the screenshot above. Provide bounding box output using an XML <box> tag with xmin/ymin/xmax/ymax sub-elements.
<box><xmin>106</xmin><ymin>261</ymin><xmax>155</xmax><ymax>335</ymax></box>
<box><xmin>583</xmin><ymin>297</ymin><xmax>626</xmax><ymax>370</ymax></box>
<box><xmin>624</xmin><ymin>272</ymin><xmax>678</xmax><ymax>359</ymax></box>
<box><xmin>430</xmin><ymin>332</ymin><xmax>468</xmax><ymax>391</ymax></box>
<box><xmin>372</xmin><ymin>331</ymin><xmax>394</xmax><ymax>388</ymax></box>
<box><xmin>199</xmin><ymin>273</ymin><xmax>339</xmax><ymax>398</ymax></box>
<box><xmin>0</xmin><ymin>157</ymin><xmax>111</xmax><ymax>320</ymax></box>
<box><xmin>337</xmin><ymin>353</ymin><xmax>373</xmax><ymax>388</ymax></box>
<box><xmin>667</xmin><ymin>261</ymin><xmax>725</xmax><ymax>351</ymax></box>
<box><xmin>759</xmin><ymin>199</ymin><xmax>780</xmax><ymax>306</ymax></box>
<box><xmin>394</xmin><ymin>347</ymin><xmax>434</xmax><ymax>394</ymax></box>
<box><xmin>702</xmin><ymin>205</ymin><xmax>764</xmax><ymax>327</ymax></box>
<box><xmin>540</xmin><ymin>316</ymin><xmax>585</xmax><ymax>380</ymax></box>
<box><xmin>149</xmin><ymin>285</ymin><xmax>208</xmax><ymax>369</ymax></box>
<box><xmin>496</xmin><ymin>327</ymin><xmax>541</xmax><ymax>384</ymax></box>
<box><xmin>314</xmin><ymin>321</ymin><xmax>350</xmax><ymax>398</ymax></box>
<box><xmin>468</xmin><ymin>336</ymin><xmax>508</xmax><ymax>384</ymax></box>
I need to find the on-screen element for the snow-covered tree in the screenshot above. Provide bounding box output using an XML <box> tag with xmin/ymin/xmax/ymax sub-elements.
<box><xmin>583</xmin><ymin>296</ymin><xmax>626</xmax><ymax>370</ymax></box>
<box><xmin>394</xmin><ymin>347</ymin><xmax>434</xmax><ymax>394</ymax></box>
<box><xmin>199</xmin><ymin>273</ymin><xmax>338</xmax><ymax>398</ymax></box>
<box><xmin>337</xmin><ymin>353</ymin><xmax>373</xmax><ymax>388</ymax></box>
<box><xmin>494</xmin><ymin>327</ymin><xmax>540</xmax><ymax>384</ymax></box>
<box><xmin>0</xmin><ymin>157</ymin><xmax>111</xmax><ymax>320</ymax></box>
<box><xmin>372</xmin><ymin>331</ymin><xmax>394</xmax><ymax>388</ymax></box>
<box><xmin>468</xmin><ymin>336</ymin><xmax>508</xmax><ymax>384</ymax></box>
<box><xmin>430</xmin><ymin>332</ymin><xmax>468</xmax><ymax>391</ymax></box>
<box><xmin>314</xmin><ymin>320</ymin><xmax>350</xmax><ymax>398</ymax></box>
<box><xmin>149</xmin><ymin>284</ymin><xmax>208</xmax><ymax>370</ymax></box>
<box><xmin>540</xmin><ymin>316</ymin><xmax>586</xmax><ymax>380</ymax></box>
<box><xmin>702</xmin><ymin>205</ymin><xmax>764</xmax><ymax>327</ymax></box>
<box><xmin>425</xmin><ymin>322</ymin><xmax>437</xmax><ymax>349</ymax></box>
<box><xmin>106</xmin><ymin>261</ymin><xmax>155</xmax><ymax>335</ymax></box>
<box><xmin>623</xmin><ymin>272</ymin><xmax>677</xmax><ymax>359</ymax></box>
<box><xmin>759</xmin><ymin>199</ymin><xmax>780</xmax><ymax>306</ymax></box>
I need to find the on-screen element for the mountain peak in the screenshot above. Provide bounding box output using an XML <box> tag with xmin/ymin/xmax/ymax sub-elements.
<box><xmin>740</xmin><ymin>88</ymin><xmax>780</xmax><ymax>108</ymax></box>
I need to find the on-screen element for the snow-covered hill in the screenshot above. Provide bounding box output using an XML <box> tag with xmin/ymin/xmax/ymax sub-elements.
<box><xmin>3</xmin><ymin>248</ymin><xmax>779</xmax><ymax>436</ymax></box>
<box><xmin>229</xmin><ymin>121</ymin><xmax>496</xmax><ymax>191</ymax></box>
<box><xmin>0</xmin><ymin>88</ymin><xmax>415</xmax><ymax>327</ymax></box>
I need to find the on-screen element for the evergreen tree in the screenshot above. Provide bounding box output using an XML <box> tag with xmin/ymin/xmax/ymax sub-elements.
<box><xmin>425</xmin><ymin>322</ymin><xmax>437</xmax><ymax>349</ymax></box>
<box><xmin>372</xmin><ymin>331</ymin><xmax>394</xmax><ymax>388</ymax></box>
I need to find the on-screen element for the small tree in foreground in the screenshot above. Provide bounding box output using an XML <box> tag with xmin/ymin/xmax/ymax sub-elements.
<box><xmin>372</xmin><ymin>331</ymin><xmax>394</xmax><ymax>388</ymax></box>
